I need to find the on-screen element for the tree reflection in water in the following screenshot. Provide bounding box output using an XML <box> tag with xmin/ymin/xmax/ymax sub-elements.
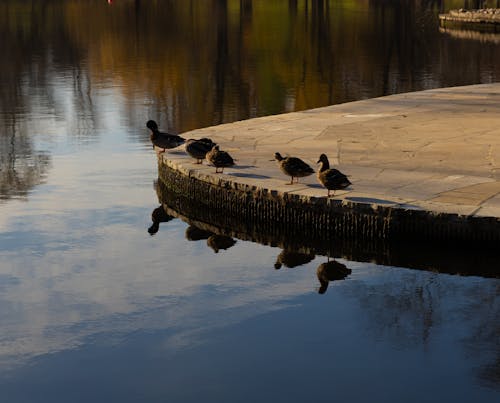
<box><xmin>2</xmin><ymin>0</ymin><xmax>500</xmax><ymax>142</ymax></box>
<box><xmin>459</xmin><ymin>282</ymin><xmax>500</xmax><ymax>390</ymax></box>
<box><xmin>347</xmin><ymin>270</ymin><xmax>499</xmax><ymax>391</ymax></box>
<box><xmin>0</xmin><ymin>117</ymin><xmax>51</xmax><ymax>201</ymax></box>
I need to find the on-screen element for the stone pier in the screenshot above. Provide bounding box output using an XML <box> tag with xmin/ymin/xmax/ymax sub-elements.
<box><xmin>157</xmin><ymin>83</ymin><xmax>500</xmax><ymax>243</ymax></box>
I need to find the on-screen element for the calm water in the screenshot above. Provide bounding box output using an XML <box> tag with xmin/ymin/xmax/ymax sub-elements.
<box><xmin>1</xmin><ymin>1</ymin><xmax>499</xmax><ymax>402</ymax></box>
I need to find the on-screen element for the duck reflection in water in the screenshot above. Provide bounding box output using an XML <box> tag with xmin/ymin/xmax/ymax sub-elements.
<box><xmin>274</xmin><ymin>249</ymin><xmax>315</xmax><ymax>270</ymax></box>
<box><xmin>207</xmin><ymin>234</ymin><xmax>237</xmax><ymax>253</ymax></box>
<box><xmin>148</xmin><ymin>205</ymin><xmax>175</xmax><ymax>235</ymax></box>
<box><xmin>185</xmin><ymin>224</ymin><xmax>236</xmax><ymax>253</ymax></box>
<box><xmin>185</xmin><ymin>225</ymin><xmax>214</xmax><ymax>241</ymax></box>
<box><xmin>316</xmin><ymin>258</ymin><xmax>352</xmax><ymax>294</ymax></box>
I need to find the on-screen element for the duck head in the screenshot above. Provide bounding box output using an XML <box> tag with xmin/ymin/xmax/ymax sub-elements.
<box><xmin>274</xmin><ymin>152</ymin><xmax>284</xmax><ymax>162</ymax></box>
<box><xmin>146</xmin><ymin>120</ymin><xmax>159</xmax><ymax>131</ymax></box>
<box><xmin>317</xmin><ymin>153</ymin><xmax>329</xmax><ymax>164</ymax></box>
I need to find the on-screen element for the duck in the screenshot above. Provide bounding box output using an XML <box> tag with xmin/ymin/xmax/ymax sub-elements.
<box><xmin>317</xmin><ymin>153</ymin><xmax>351</xmax><ymax>197</ymax></box>
<box><xmin>274</xmin><ymin>152</ymin><xmax>314</xmax><ymax>184</ymax></box>
<box><xmin>185</xmin><ymin>138</ymin><xmax>217</xmax><ymax>164</ymax></box>
<box><xmin>206</xmin><ymin>145</ymin><xmax>235</xmax><ymax>173</ymax></box>
<box><xmin>316</xmin><ymin>259</ymin><xmax>352</xmax><ymax>294</ymax></box>
<box><xmin>146</xmin><ymin>120</ymin><xmax>185</xmax><ymax>153</ymax></box>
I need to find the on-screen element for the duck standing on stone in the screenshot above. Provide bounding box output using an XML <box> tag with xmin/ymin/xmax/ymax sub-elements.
<box><xmin>185</xmin><ymin>138</ymin><xmax>217</xmax><ymax>164</ymax></box>
<box><xmin>274</xmin><ymin>152</ymin><xmax>314</xmax><ymax>185</ymax></box>
<box><xmin>206</xmin><ymin>145</ymin><xmax>235</xmax><ymax>173</ymax></box>
<box><xmin>317</xmin><ymin>153</ymin><xmax>351</xmax><ymax>197</ymax></box>
<box><xmin>146</xmin><ymin>120</ymin><xmax>186</xmax><ymax>153</ymax></box>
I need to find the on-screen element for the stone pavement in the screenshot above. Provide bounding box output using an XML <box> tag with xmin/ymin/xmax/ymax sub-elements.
<box><xmin>160</xmin><ymin>83</ymin><xmax>500</xmax><ymax>219</ymax></box>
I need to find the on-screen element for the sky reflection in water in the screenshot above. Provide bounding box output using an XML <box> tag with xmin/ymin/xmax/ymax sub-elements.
<box><xmin>0</xmin><ymin>1</ymin><xmax>499</xmax><ymax>402</ymax></box>
<box><xmin>1</xmin><ymin>145</ymin><xmax>499</xmax><ymax>402</ymax></box>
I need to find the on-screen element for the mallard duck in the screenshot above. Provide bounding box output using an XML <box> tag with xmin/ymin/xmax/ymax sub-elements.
<box><xmin>185</xmin><ymin>138</ymin><xmax>217</xmax><ymax>164</ymax></box>
<box><xmin>274</xmin><ymin>152</ymin><xmax>314</xmax><ymax>184</ymax></box>
<box><xmin>317</xmin><ymin>259</ymin><xmax>351</xmax><ymax>294</ymax></box>
<box><xmin>206</xmin><ymin>145</ymin><xmax>235</xmax><ymax>173</ymax></box>
<box><xmin>146</xmin><ymin>120</ymin><xmax>185</xmax><ymax>153</ymax></box>
<box><xmin>317</xmin><ymin>154</ymin><xmax>351</xmax><ymax>197</ymax></box>
<box><xmin>207</xmin><ymin>234</ymin><xmax>236</xmax><ymax>253</ymax></box>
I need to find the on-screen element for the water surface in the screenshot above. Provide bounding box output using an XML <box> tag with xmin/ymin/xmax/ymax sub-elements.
<box><xmin>0</xmin><ymin>1</ymin><xmax>499</xmax><ymax>402</ymax></box>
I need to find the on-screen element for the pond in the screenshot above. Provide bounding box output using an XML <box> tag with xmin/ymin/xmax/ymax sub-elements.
<box><xmin>0</xmin><ymin>1</ymin><xmax>499</xmax><ymax>402</ymax></box>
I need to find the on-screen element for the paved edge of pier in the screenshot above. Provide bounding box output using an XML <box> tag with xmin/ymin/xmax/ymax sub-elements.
<box><xmin>157</xmin><ymin>158</ymin><xmax>499</xmax><ymax>243</ymax></box>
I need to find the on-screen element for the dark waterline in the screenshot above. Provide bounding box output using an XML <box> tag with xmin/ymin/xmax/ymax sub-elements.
<box><xmin>0</xmin><ymin>1</ymin><xmax>499</xmax><ymax>402</ymax></box>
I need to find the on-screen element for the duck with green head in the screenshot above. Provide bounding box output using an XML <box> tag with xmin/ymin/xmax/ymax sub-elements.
<box><xmin>146</xmin><ymin>120</ymin><xmax>186</xmax><ymax>153</ymax></box>
<box><xmin>317</xmin><ymin>153</ymin><xmax>351</xmax><ymax>197</ymax></box>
